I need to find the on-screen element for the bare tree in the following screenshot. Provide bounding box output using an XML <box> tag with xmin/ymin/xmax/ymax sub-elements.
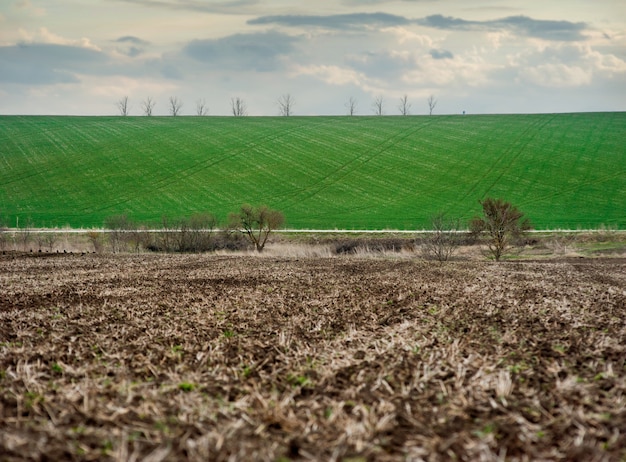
<box><xmin>427</xmin><ymin>94</ymin><xmax>437</xmax><ymax>115</ymax></box>
<box><xmin>422</xmin><ymin>213</ymin><xmax>461</xmax><ymax>263</ymax></box>
<box><xmin>398</xmin><ymin>94</ymin><xmax>411</xmax><ymax>116</ymax></box>
<box><xmin>117</xmin><ymin>96</ymin><xmax>129</xmax><ymax>116</ymax></box>
<box><xmin>196</xmin><ymin>98</ymin><xmax>208</xmax><ymax>116</ymax></box>
<box><xmin>169</xmin><ymin>96</ymin><xmax>183</xmax><ymax>116</ymax></box>
<box><xmin>372</xmin><ymin>95</ymin><xmax>384</xmax><ymax>116</ymax></box>
<box><xmin>345</xmin><ymin>97</ymin><xmax>357</xmax><ymax>116</ymax></box>
<box><xmin>228</xmin><ymin>204</ymin><xmax>285</xmax><ymax>252</ymax></box>
<box><xmin>277</xmin><ymin>94</ymin><xmax>295</xmax><ymax>116</ymax></box>
<box><xmin>141</xmin><ymin>97</ymin><xmax>156</xmax><ymax>116</ymax></box>
<box><xmin>469</xmin><ymin>198</ymin><xmax>532</xmax><ymax>261</ymax></box>
<box><xmin>104</xmin><ymin>214</ymin><xmax>136</xmax><ymax>253</ymax></box>
<box><xmin>231</xmin><ymin>97</ymin><xmax>248</xmax><ymax>117</ymax></box>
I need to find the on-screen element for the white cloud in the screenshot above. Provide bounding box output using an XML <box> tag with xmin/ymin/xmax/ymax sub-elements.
<box><xmin>19</xmin><ymin>27</ymin><xmax>101</xmax><ymax>51</ymax></box>
<box><xmin>379</xmin><ymin>26</ymin><xmax>434</xmax><ymax>46</ymax></box>
<box><xmin>290</xmin><ymin>64</ymin><xmax>366</xmax><ymax>87</ymax></box>
<box><xmin>512</xmin><ymin>43</ymin><xmax>626</xmax><ymax>88</ymax></box>
<box><xmin>521</xmin><ymin>63</ymin><xmax>592</xmax><ymax>87</ymax></box>
<box><xmin>13</xmin><ymin>0</ymin><xmax>46</xmax><ymax>17</ymax></box>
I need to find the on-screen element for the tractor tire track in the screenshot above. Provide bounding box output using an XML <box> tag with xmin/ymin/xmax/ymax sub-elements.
<box><xmin>274</xmin><ymin>118</ymin><xmax>438</xmax><ymax>214</ymax></box>
<box><xmin>455</xmin><ymin>114</ymin><xmax>557</xmax><ymax>208</ymax></box>
<box><xmin>90</xmin><ymin>119</ymin><xmax>335</xmax><ymax>214</ymax></box>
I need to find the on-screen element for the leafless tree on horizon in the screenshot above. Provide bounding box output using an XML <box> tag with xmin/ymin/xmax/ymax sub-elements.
<box><xmin>169</xmin><ymin>96</ymin><xmax>183</xmax><ymax>116</ymax></box>
<box><xmin>345</xmin><ymin>97</ymin><xmax>357</xmax><ymax>116</ymax></box>
<box><xmin>231</xmin><ymin>97</ymin><xmax>248</xmax><ymax>117</ymax></box>
<box><xmin>277</xmin><ymin>94</ymin><xmax>294</xmax><ymax>116</ymax></box>
<box><xmin>141</xmin><ymin>97</ymin><xmax>156</xmax><ymax>116</ymax></box>
<box><xmin>428</xmin><ymin>94</ymin><xmax>437</xmax><ymax>115</ymax></box>
<box><xmin>117</xmin><ymin>96</ymin><xmax>129</xmax><ymax>116</ymax></box>
<box><xmin>196</xmin><ymin>99</ymin><xmax>208</xmax><ymax>116</ymax></box>
<box><xmin>399</xmin><ymin>94</ymin><xmax>411</xmax><ymax>116</ymax></box>
<box><xmin>372</xmin><ymin>95</ymin><xmax>384</xmax><ymax>116</ymax></box>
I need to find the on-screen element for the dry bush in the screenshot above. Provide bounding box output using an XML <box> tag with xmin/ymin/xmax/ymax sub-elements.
<box><xmin>87</xmin><ymin>231</ymin><xmax>105</xmax><ymax>253</ymax></box>
<box><xmin>470</xmin><ymin>198</ymin><xmax>532</xmax><ymax>261</ymax></box>
<box><xmin>228</xmin><ymin>204</ymin><xmax>284</xmax><ymax>252</ymax></box>
<box><xmin>333</xmin><ymin>238</ymin><xmax>412</xmax><ymax>255</ymax></box>
<box><xmin>421</xmin><ymin>213</ymin><xmax>462</xmax><ymax>262</ymax></box>
<box><xmin>546</xmin><ymin>233</ymin><xmax>579</xmax><ymax>256</ymax></box>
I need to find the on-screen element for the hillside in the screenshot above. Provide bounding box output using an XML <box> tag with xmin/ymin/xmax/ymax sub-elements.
<box><xmin>0</xmin><ymin>113</ymin><xmax>624</xmax><ymax>229</ymax></box>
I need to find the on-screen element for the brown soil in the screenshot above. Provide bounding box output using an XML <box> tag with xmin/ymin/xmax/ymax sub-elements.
<box><xmin>1</xmin><ymin>253</ymin><xmax>624</xmax><ymax>461</ymax></box>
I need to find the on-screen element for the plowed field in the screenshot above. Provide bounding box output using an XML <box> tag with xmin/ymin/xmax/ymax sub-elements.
<box><xmin>1</xmin><ymin>253</ymin><xmax>625</xmax><ymax>461</ymax></box>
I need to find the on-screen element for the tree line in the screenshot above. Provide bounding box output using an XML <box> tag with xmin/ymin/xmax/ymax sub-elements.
<box><xmin>116</xmin><ymin>93</ymin><xmax>439</xmax><ymax>117</ymax></box>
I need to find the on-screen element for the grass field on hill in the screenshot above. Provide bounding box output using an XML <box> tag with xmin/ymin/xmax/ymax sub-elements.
<box><xmin>0</xmin><ymin>113</ymin><xmax>624</xmax><ymax>230</ymax></box>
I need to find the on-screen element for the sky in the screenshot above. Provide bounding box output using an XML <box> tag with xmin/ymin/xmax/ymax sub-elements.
<box><xmin>1</xmin><ymin>0</ymin><xmax>625</xmax><ymax>116</ymax></box>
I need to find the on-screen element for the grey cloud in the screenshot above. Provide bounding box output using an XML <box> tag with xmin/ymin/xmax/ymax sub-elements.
<box><xmin>115</xmin><ymin>36</ymin><xmax>150</xmax><ymax>46</ymax></box>
<box><xmin>117</xmin><ymin>0</ymin><xmax>259</xmax><ymax>14</ymax></box>
<box><xmin>345</xmin><ymin>50</ymin><xmax>416</xmax><ymax>79</ymax></box>
<box><xmin>114</xmin><ymin>36</ymin><xmax>149</xmax><ymax>57</ymax></box>
<box><xmin>499</xmin><ymin>16</ymin><xmax>588</xmax><ymax>41</ymax></box>
<box><xmin>420</xmin><ymin>14</ymin><xmax>588</xmax><ymax>41</ymax></box>
<box><xmin>429</xmin><ymin>49</ymin><xmax>453</xmax><ymax>60</ymax></box>
<box><xmin>184</xmin><ymin>31</ymin><xmax>299</xmax><ymax>72</ymax></box>
<box><xmin>250</xmin><ymin>12</ymin><xmax>588</xmax><ymax>41</ymax></box>
<box><xmin>247</xmin><ymin>12</ymin><xmax>410</xmax><ymax>29</ymax></box>
<box><xmin>0</xmin><ymin>43</ymin><xmax>106</xmax><ymax>85</ymax></box>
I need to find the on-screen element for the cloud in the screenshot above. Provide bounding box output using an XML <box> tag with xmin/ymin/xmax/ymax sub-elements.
<box><xmin>114</xmin><ymin>36</ymin><xmax>150</xmax><ymax>57</ymax></box>
<box><xmin>250</xmin><ymin>12</ymin><xmax>589</xmax><ymax>41</ymax></box>
<box><xmin>419</xmin><ymin>15</ymin><xmax>588</xmax><ymax>41</ymax></box>
<box><xmin>17</xmin><ymin>27</ymin><xmax>101</xmax><ymax>51</ymax></box>
<box><xmin>12</xmin><ymin>0</ymin><xmax>46</xmax><ymax>17</ymax></box>
<box><xmin>116</xmin><ymin>0</ymin><xmax>259</xmax><ymax>14</ymax></box>
<box><xmin>0</xmin><ymin>43</ymin><xmax>106</xmax><ymax>85</ymax></box>
<box><xmin>248</xmin><ymin>12</ymin><xmax>410</xmax><ymax>30</ymax></box>
<box><xmin>513</xmin><ymin>44</ymin><xmax>626</xmax><ymax>88</ymax></box>
<box><xmin>520</xmin><ymin>63</ymin><xmax>592</xmax><ymax>87</ymax></box>
<box><xmin>345</xmin><ymin>50</ymin><xmax>416</xmax><ymax>79</ymax></box>
<box><xmin>430</xmin><ymin>49</ymin><xmax>453</xmax><ymax>60</ymax></box>
<box><xmin>184</xmin><ymin>31</ymin><xmax>299</xmax><ymax>71</ymax></box>
<box><xmin>115</xmin><ymin>36</ymin><xmax>150</xmax><ymax>46</ymax></box>
<box><xmin>291</xmin><ymin>64</ymin><xmax>366</xmax><ymax>87</ymax></box>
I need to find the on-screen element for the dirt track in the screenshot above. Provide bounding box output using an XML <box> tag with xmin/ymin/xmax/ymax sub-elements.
<box><xmin>1</xmin><ymin>253</ymin><xmax>625</xmax><ymax>461</ymax></box>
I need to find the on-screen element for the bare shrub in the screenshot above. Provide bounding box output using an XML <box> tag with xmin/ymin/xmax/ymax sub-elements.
<box><xmin>18</xmin><ymin>218</ymin><xmax>34</xmax><ymax>251</ymax></box>
<box><xmin>228</xmin><ymin>204</ymin><xmax>284</xmax><ymax>252</ymax></box>
<box><xmin>422</xmin><ymin>213</ymin><xmax>461</xmax><ymax>263</ymax></box>
<box><xmin>177</xmin><ymin>213</ymin><xmax>218</xmax><ymax>252</ymax></box>
<box><xmin>156</xmin><ymin>216</ymin><xmax>176</xmax><ymax>252</ymax></box>
<box><xmin>470</xmin><ymin>198</ymin><xmax>532</xmax><ymax>261</ymax></box>
<box><xmin>213</xmin><ymin>229</ymin><xmax>251</xmax><ymax>252</ymax></box>
<box><xmin>546</xmin><ymin>234</ymin><xmax>571</xmax><ymax>255</ymax></box>
<box><xmin>333</xmin><ymin>238</ymin><xmax>410</xmax><ymax>255</ymax></box>
<box><xmin>32</xmin><ymin>230</ymin><xmax>59</xmax><ymax>252</ymax></box>
<box><xmin>104</xmin><ymin>214</ymin><xmax>137</xmax><ymax>253</ymax></box>
<box><xmin>87</xmin><ymin>231</ymin><xmax>105</xmax><ymax>253</ymax></box>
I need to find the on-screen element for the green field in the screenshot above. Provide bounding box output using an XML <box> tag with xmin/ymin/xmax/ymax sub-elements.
<box><xmin>0</xmin><ymin>113</ymin><xmax>624</xmax><ymax>229</ymax></box>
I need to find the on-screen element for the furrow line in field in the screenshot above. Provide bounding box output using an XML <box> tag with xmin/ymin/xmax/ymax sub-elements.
<box><xmin>454</xmin><ymin>114</ymin><xmax>554</xmax><ymax>210</ymax></box>
<box><xmin>480</xmin><ymin>113</ymin><xmax>558</xmax><ymax>200</ymax></box>
<box><xmin>89</xmin><ymin>119</ymin><xmax>334</xmax><ymax>214</ymax></box>
<box><xmin>274</xmin><ymin>118</ymin><xmax>437</xmax><ymax>214</ymax></box>
<box><xmin>516</xmin><ymin>169</ymin><xmax>626</xmax><ymax>209</ymax></box>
